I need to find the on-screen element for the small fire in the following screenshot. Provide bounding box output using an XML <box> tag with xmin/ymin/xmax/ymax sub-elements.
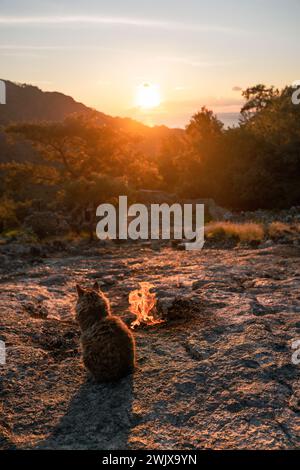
<box><xmin>129</xmin><ymin>282</ymin><xmax>164</xmax><ymax>328</ymax></box>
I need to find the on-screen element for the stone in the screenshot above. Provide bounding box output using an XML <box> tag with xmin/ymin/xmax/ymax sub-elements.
<box><xmin>0</xmin><ymin>244</ymin><xmax>299</xmax><ymax>450</ymax></box>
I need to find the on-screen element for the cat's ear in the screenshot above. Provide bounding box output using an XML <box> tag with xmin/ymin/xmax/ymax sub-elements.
<box><xmin>93</xmin><ymin>281</ymin><xmax>100</xmax><ymax>291</ymax></box>
<box><xmin>76</xmin><ymin>284</ymin><xmax>85</xmax><ymax>297</ymax></box>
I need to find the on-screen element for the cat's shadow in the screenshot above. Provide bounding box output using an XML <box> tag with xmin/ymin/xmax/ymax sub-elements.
<box><xmin>35</xmin><ymin>374</ymin><xmax>135</xmax><ymax>450</ymax></box>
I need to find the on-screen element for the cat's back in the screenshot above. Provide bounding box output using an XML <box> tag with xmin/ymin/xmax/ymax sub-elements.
<box><xmin>82</xmin><ymin>315</ymin><xmax>133</xmax><ymax>345</ymax></box>
<box><xmin>81</xmin><ymin>315</ymin><xmax>135</xmax><ymax>382</ymax></box>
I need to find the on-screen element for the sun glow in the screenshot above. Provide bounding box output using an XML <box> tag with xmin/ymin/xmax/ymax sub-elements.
<box><xmin>136</xmin><ymin>83</ymin><xmax>161</xmax><ymax>109</ymax></box>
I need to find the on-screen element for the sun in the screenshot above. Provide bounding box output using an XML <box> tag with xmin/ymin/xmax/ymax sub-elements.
<box><xmin>136</xmin><ymin>83</ymin><xmax>161</xmax><ymax>109</ymax></box>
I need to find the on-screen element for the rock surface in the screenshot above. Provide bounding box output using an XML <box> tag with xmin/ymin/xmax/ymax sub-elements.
<box><xmin>0</xmin><ymin>244</ymin><xmax>300</xmax><ymax>449</ymax></box>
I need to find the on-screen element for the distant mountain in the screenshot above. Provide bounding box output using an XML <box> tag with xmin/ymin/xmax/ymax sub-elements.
<box><xmin>0</xmin><ymin>79</ymin><xmax>181</xmax><ymax>135</ymax></box>
<box><xmin>0</xmin><ymin>80</ymin><xmax>182</xmax><ymax>158</ymax></box>
<box><xmin>0</xmin><ymin>80</ymin><xmax>95</xmax><ymax>125</ymax></box>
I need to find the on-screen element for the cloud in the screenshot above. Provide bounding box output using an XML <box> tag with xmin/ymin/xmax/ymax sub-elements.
<box><xmin>0</xmin><ymin>16</ymin><xmax>171</xmax><ymax>27</ymax></box>
<box><xmin>0</xmin><ymin>45</ymin><xmax>70</xmax><ymax>50</ymax></box>
<box><xmin>0</xmin><ymin>44</ymin><xmax>112</xmax><ymax>51</ymax></box>
<box><xmin>0</xmin><ymin>16</ymin><xmax>248</xmax><ymax>34</ymax></box>
<box><xmin>157</xmin><ymin>56</ymin><xmax>235</xmax><ymax>68</ymax></box>
<box><xmin>0</xmin><ymin>51</ymin><xmax>41</xmax><ymax>58</ymax></box>
<box><xmin>232</xmin><ymin>85</ymin><xmax>243</xmax><ymax>91</ymax></box>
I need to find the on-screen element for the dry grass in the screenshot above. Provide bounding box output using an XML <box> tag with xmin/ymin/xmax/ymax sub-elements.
<box><xmin>268</xmin><ymin>221</ymin><xmax>295</xmax><ymax>239</ymax></box>
<box><xmin>205</xmin><ymin>221</ymin><xmax>265</xmax><ymax>243</ymax></box>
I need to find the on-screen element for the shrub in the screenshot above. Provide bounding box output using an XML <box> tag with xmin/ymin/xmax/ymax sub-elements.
<box><xmin>205</xmin><ymin>221</ymin><xmax>265</xmax><ymax>243</ymax></box>
<box><xmin>0</xmin><ymin>198</ymin><xmax>34</xmax><ymax>233</ymax></box>
<box><xmin>0</xmin><ymin>198</ymin><xmax>19</xmax><ymax>231</ymax></box>
<box><xmin>23</xmin><ymin>211</ymin><xmax>70</xmax><ymax>239</ymax></box>
<box><xmin>268</xmin><ymin>221</ymin><xmax>294</xmax><ymax>239</ymax></box>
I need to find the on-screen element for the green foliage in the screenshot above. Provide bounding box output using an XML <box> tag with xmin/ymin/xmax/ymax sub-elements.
<box><xmin>159</xmin><ymin>86</ymin><xmax>300</xmax><ymax>209</ymax></box>
<box><xmin>0</xmin><ymin>198</ymin><xmax>19</xmax><ymax>231</ymax></box>
<box><xmin>7</xmin><ymin>113</ymin><xmax>144</xmax><ymax>181</ymax></box>
<box><xmin>0</xmin><ymin>198</ymin><xmax>33</xmax><ymax>232</ymax></box>
<box><xmin>23</xmin><ymin>211</ymin><xmax>69</xmax><ymax>239</ymax></box>
<box><xmin>62</xmin><ymin>173</ymin><xmax>129</xmax><ymax>210</ymax></box>
<box><xmin>0</xmin><ymin>161</ymin><xmax>59</xmax><ymax>201</ymax></box>
<box><xmin>241</xmin><ymin>84</ymin><xmax>279</xmax><ymax>122</ymax></box>
<box><xmin>1</xmin><ymin>85</ymin><xmax>300</xmax><ymax>216</ymax></box>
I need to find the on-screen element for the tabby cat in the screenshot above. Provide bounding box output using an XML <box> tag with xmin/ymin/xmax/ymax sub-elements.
<box><xmin>75</xmin><ymin>282</ymin><xmax>136</xmax><ymax>382</ymax></box>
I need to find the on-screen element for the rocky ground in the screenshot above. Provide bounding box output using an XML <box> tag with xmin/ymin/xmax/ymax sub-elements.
<box><xmin>0</xmin><ymin>242</ymin><xmax>300</xmax><ymax>449</ymax></box>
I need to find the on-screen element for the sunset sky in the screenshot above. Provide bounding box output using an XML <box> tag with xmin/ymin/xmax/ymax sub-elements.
<box><xmin>1</xmin><ymin>0</ymin><xmax>299</xmax><ymax>127</ymax></box>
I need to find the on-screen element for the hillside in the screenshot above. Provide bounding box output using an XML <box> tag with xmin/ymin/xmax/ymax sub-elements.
<box><xmin>0</xmin><ymin>80</ymin><xmax>93</xmax><ymax>125</ymax></box>
<box><xmin>0</xmin><ymin>79</ymin><xmax>180</xmax><ymax>141</ymax></box>
<box><xmin>0</xmin><ymin>80</ymin><xmax>183</xmax><ymax>161</ymax></box>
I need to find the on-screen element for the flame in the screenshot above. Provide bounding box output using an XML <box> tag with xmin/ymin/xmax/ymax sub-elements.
<box><xmin>129</xmin><ymin>282</ymin><xmax>164</xmax><ymax>328</ymax></box>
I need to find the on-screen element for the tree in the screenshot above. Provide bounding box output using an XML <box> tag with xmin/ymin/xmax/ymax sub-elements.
<box><xmin>0</xmin><ymin>161</ymin><xmax>59</xmax><ymax>201</ymax></box>
<box><xmin>177</xmin><ymin>107</ymin><xmax>224</xmax><ymax>198</ymax></box>
<box><xmin>186</xmin><ymin>106</ymin><xmax>224</xmax><ymax>144</ymax></box>
<box><xmin>158</xmin><ymin>134</ymin><xmax>187</xmax><ymax>192</ymax></box>
<box><xmin>241</xmin><ymin>84</ymin><xmax>279</xmax><ymax>122</ymax></box>
<box><xmin>7</xmin><ymin>113</ymin><xmax>126</xmax><ymax>179</ymax></box>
